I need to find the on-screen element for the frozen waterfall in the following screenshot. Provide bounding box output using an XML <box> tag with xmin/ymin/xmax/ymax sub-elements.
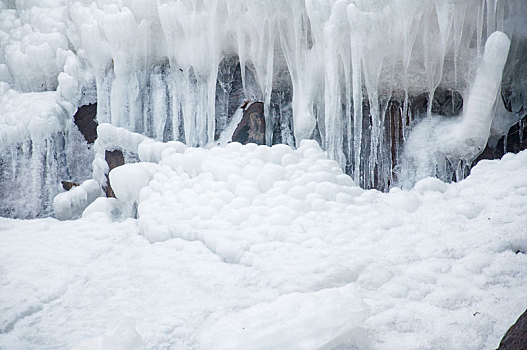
<box><xmin>1</xmin><ymin>0</ymin><xmax>526</xmax><ymax>218</ymax></box>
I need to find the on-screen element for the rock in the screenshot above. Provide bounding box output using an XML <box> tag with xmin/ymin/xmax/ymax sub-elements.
<box><xmin>496</xmin><ymin>114</ymin><xmax>527</xmax><ymax>155</ymax></box>
<box><xmin>74</xmin><ymin>104</ymin><xmax>98</xmax><ymax>144</ymax></box>
<box><xmin>431</xmin><ymin>89</ymin><xmax>463</xmax><ymax>117</ymax></box>
<box><xmin>473</xmin><ymin>114</ymin><xmax>527</xmax><ymax>165</ymax></box>
<box><xmin>61</xmin><ymin>181</ymin><xmax>79</xmax><ymax>191</ymax></box>
<box><xmin>232</xmin><ymin>102</ymin><xmax>265</xmax><ymax>145</ymax></box>
<box><xmin>497</xmin><ymin>309</ymin><xmax>527</xmax><ymax>350</ymax></box>
<box><xmin>409</xmin><ymin>89</ymin><xmax>463</xmax><ymax>117</ymax></box>
<box><xmin>240</xmin><ymin>99</ymin><xmax>250</xmax><ymax>110</ymax></box>
<box><xmin>105</xmin><ymin>150</ymin><xmax>124</xmax><ymax>198</ymax></box>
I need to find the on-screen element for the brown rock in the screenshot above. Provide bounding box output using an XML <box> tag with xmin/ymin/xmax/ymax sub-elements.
<box><xmin>497</xmin><ymin>309</ymin><xmax>527</xmax><ymax>350</ymax></box>
<box><xmin>105</xmin><ymin>150</ymin><xmax>124</xmax><ymax>198</ymax></box>
<box><xmin>61</xmin><ymin>181</ymin><xmax>79</xmax><ymax>191</ymax></box>
<box><xmin>232</xmin><ymin>102</ymin><xmax>265</xmax><ymax>145</ymax></box>
<box><xmin>73</xmin><ymin>104</ymin><xmax>98</xmax><ymax>144</ymax></box>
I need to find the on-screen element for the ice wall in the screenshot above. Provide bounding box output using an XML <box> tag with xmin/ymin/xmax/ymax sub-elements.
<box><xmin>61</xmin><ymin>0</ymin><xmax>525</xmax><ymax>188</ymax></box>
<box><xmin>0</xmin><ymin>85</ymin><xmax>92</xmax><ymax>217</ymax></box>
<box><xmin>1</xmin><ymin>0</ymin><xmax>526</xmax><ymax>217</ymax></box>
<box><xmin>0</xmin><ymin>1</ymin><xmax>96</xmax><ymax>218</ymax></box>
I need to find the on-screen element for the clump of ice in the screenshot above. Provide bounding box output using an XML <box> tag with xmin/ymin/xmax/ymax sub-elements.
<box><xmin>53</xmin><ymin>179</ymin><xmax>101</xmax><ymax>221</ymax></box>
<box><xmin>0</xmin><ymin>0</ymin><xmax>69</xmax><ymax>92</ymax></box>
<box><xmin>91</xmin><ymin>123</ymin><xmax>148</xmax><ymax>190</ymax></box>
<box><xmin>109</xmin><ymin>162</ymin><xmax>160</xmax><ymax>218</ymax></box>
<box><xmin>50</xmin><ymin>123</ymin><xmax>152</xmax><ymax>220</ymax></box>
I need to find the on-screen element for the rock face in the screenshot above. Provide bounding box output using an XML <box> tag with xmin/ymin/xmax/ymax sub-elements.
<box><xmin>105</xmin><ymin>150</ymin><xmax>124</xmax><ymax>198</ymax></box>
<box><xmin>497</xmin><ymin>309</ymin><xmax>527</xmax><ymax>350</ymax></box>
<box><xmin>232</xmin><ymin>102</ymin><xmax>266</xmax><ymax>145</ymax></box>
<box><xmin>73</xmin><ymin>104</ymin><xmax>98</xmax><ymax>144</ymax></box>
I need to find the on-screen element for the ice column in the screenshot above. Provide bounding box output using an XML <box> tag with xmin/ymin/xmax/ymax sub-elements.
<box><xmin>401</xmin><ymin>31</ymin><xmax>511</xmax><ymax>186</ymax></box>
<box><xmin>445</xmin><ymin>31</ymin><xmax>511</xmax><ymax>160</ymax></box>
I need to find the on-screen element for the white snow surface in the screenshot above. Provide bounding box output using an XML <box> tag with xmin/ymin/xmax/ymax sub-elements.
<box><xmin>1</xmin><ymin>141</ymin><xmax>527</xmax><ymax>349</ymax></box>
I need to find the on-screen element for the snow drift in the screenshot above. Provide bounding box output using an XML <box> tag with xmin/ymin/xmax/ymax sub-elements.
<box><xmin>1</xmin><ymin>139</ymin><xmax>527</xmax><ymax>349</ymax></box>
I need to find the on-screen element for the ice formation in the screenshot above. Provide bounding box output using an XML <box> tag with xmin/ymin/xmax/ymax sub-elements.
<box><xmin>0</xmin><ymin>84</ymin><xmax>92</xmax><ymax>217</ymax></box>
<box><xmin>0</xmin><ymin>0</ymin><xmax>526</xmax><ymax>218</ymax></box>
<box><xmin>1</xmin><ymin>2</ymin><xmax>527</xmax><ymax>348</ymax></box>
<box><xmin>53</xmin><ymin>179</ymin><xmax>101</xmax><ymax>220</ymax></box>
<box><xmin>399</xmin><ymin>31</ymin><xmax>511</xmax><ymax>186</ymax></box>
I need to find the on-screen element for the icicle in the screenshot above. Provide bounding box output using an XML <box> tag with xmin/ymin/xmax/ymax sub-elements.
<box><xmin>486</xmin><ymin>0</ymin><xmax>496</xmax><ymax>37</ymax></box>
<box><xmin>323</xmin><ymin>0</ymin><xmax>349</xmax><ymax>168</ymax></box>
<box><xmin>350</xmin><ymin>41</ymin><xmax>362</xmax><ymax>185</ymax></box>
<box><xmin>213</xmin><ymin>108</ymin><xmax>244</xmax><ymax>147</ymax></box>
<box><xmin>476</xmin><ymin>0</ymin><xmax>485</xmax><ymax>55</ymax></box>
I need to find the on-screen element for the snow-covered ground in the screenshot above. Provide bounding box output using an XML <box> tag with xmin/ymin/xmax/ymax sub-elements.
<box><xmin>1</xmin><ymin>141</ymin><xmax>526</xmax><ymax>350</ymax></box>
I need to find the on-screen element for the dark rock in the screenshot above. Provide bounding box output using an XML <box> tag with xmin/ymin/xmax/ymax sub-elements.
<box><xmin>105</xmin><ymin>150</ymin><xmax>124</xmax><ymax>198</ymax></box>
<box><xmin>214</xmin><ymin>58</ymin><xmax>262</xmax><ymax>141</ymax></box>
<box><xmin>73</xmin><ymin>104</ymin><xmax>98</xmax><ymax>144</ymax></box>
<box><xmin>474</xmin><ymin>114</ymin><xmax>527</xmax><ymax>165</ymax></box>
<box><xmin>61</xmin><ymin>181</ymin><xmax>79</xmax><ymax>191</ymax></box>
<box><xmin>232</xmin><ymin>102</ymin><xmax>266</xmax><ymax>145</ymax></box>
<box><xmin>473</xmin><ymin>143</ymin><xmax>501</xmax><ymax>163</ymax></box>
<box><xmin>497</xmin><ymin>115</ymin><xmax>527</xmax><ymax>155</ymax></box>
<box><xmin>388</xmin><ymin>99</ymin><xmax>403</xmax><ymax>174</ymax></box>
<box><xmin>409</xmin><ymin>89</ymin><xmax>464</xmax><ymax>117</ymax></box>
<box><xmin>431</xmin><ymin>89</ymin><xmax>463</xmax><ymax>116</ymax></box>
<box><xmin>270</xmin><ymin>88</ymin><xmax>295</xmax><ymax>147</ymax></box>
<box><xmin>497</xmin><ymin>309</ymin><xmax>527</xmax><ymax>350</ymax></box>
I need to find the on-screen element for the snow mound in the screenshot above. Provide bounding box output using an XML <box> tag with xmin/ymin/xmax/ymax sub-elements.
<box><xmin>128</xmin><ymin>140</ymin><xmax>356</xmax><ymax>262</ymax></box>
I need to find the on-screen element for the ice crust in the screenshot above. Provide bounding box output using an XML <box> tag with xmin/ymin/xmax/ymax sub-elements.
<box><xmin>1</xmin><ymin>142</ymin><xmax>527</xmax><ymax>349</ymax></box>
<box><xmin>2</xmin><ymin>1</ymin><xmax>526</xmax><ymax>217</ymax></box>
